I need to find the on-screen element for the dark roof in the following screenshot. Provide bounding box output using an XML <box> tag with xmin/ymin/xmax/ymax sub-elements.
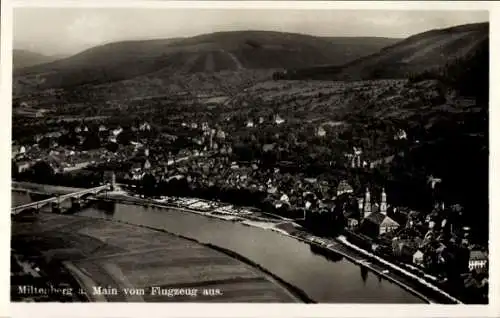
<box><xmin>470</xmin><ymin>250</ymin><xmax>488</xmax><ymax>261</ymax></box>
<box><xmin>263</xmin><ymin>143</ymin><xmax>276</xmax><ymax>152</ymax></box>
<box><xmin>337</xmin><ymin>180</ymin><xmax>353</xmax><ymax>194</ymax></box>
<box><xmin>391</xmin><ymin>212</ymin><xmax>408</xmax><ymax>225</ymax></box>
<box><xmin>366</xmin><ymin>212</ymin><xmax>386</xmax><ymax>225</ymax></box>
<box><xmin>365</xmin><ymin>212</ymin><xmax>399</xmax><ymax>227</ymax></box>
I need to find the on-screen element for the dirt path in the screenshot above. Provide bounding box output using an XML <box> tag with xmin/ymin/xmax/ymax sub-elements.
<box><xmin>220</xmin><ymin>49</ymin><xmax>245</xmax><ymax>70</ymax></box>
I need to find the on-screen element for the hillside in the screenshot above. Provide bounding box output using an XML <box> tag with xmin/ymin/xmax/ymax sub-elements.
<box><xmin>13</xmin><ymin>50</ymin><xmax>61</xmax><ymax>70</ymax></box>
<box><xmin>13</xmin><ymin>31</ymin><xmax>398</xmax><ymax>93</ymax></box>
<box><xmin>321</xmin><ymin>36</ymin><xmax>399</xmax><ymax>61</ymax></box>
<box><xmin>279</xmin><ymin>22</ymin><xmax>488</xmax><ymax>81</ymax></box>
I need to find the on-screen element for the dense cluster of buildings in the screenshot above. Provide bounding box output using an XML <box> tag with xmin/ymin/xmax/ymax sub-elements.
<box><xmin>343</xmin><ymin>185</ymin><xmax>488</xmax><ymax>281</ymax></box>
<box><xmin>11</xmin><ymin>121</ymin><xmax>157</xmax><ymax>176</ymax></box>
<box><xmin>12</xmin><ymin>116</ymin><xmax>488</xmax><ymax>294</ymax></box>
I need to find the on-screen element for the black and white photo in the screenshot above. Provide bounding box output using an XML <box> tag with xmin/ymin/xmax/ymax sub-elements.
<box><xmin>6</xmin><ymin>1</ymin><xmax>492</xmax><ymax>311</ymax></box>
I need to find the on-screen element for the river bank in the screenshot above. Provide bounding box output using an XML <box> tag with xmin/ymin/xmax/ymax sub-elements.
<box><xmin>12</xmin><ymin>212</ymin><xmax>304</xmax><ymax>303</ymax></box>
<box><xmin>94</xmin><ymin>191</ymin><xmax>446</xmax><ymax>303</ymax></box>
<box><xmin>12</xmin><ymin>183</ymin><xmax>457</xmax><ymax>304</ymax></box>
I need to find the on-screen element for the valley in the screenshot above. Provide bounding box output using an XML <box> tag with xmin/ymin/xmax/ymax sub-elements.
<box><xmin>11</xmin><ymin>21</ymin><xmax>489</xmax><ymax>304</ymax></box>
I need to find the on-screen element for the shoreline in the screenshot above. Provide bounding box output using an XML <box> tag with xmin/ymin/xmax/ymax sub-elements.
<box><xmin>38</xmin><ymin>212</ymin><xmax>311</xmax><ymax>303</ymax></box>
<box><xmin>94</xmin><ymin>192</ymin><xmax>436</xmax><ymax>304</ymax></box>
<box><xmin>12</xmin><ymin>184</ymin><xmax>458</xmax><ymax>304</ymax></box>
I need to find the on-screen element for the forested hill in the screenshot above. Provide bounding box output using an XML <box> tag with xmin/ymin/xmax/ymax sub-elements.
<box><xmin>13</xmin><ymin>50</ymin><xmax>61</xmax><ymax>70</ymax></box>
<box><xmin>276</xmin><ymin>22</ymin><xmax>488</xmax><ymax>81</ymax></box>
<box><xmin>13</xmin><ymin>31</ymin><xmax>399</xmax><ymax>92</ymax></box>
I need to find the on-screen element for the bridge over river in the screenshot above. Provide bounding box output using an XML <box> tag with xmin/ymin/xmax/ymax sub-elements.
<box><xmin>11</xmin><ymin>184</ymin><xmax>110</xmax><ymax>215</ymax></box>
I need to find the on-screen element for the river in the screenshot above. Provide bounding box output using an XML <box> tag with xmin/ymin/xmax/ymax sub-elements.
<box><xmin>11</xmin><ymin>191</ymin><xmax>424</xmax><ymax>303</ymax></box>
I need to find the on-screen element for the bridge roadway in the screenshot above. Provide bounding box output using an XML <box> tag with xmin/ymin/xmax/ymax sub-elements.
<box><xmin>11</xmin><ymin>184</ymin><xmax>110</xmax><ymax>215</ymax></box>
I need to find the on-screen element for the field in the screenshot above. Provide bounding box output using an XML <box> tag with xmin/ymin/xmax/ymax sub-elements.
<box><xmin>11</xmin><ymin>213</ymin><xmax>300</xmax><ymax>302</ymax></box>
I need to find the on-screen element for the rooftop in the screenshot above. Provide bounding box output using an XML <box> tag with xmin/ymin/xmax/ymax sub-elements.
<box><xmin>365</xmin><ymin>212</ymin><xmax>399</xmax><ymax>227</ymax></box>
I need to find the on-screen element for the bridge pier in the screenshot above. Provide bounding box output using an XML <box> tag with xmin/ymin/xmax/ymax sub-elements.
<box><xmin>51</xmin><ymin>202</ymin><xmax>61</xmax><ymax>214</ymax></box>
<box><xmin>71</xmin><ymin>197</ymin><xmax>82</xmax><ymax>210</ymax></box>
<box><xmin>110</xmin><ymin>173</ymin><xmax>116</xmax><ymax>191</ymax></box>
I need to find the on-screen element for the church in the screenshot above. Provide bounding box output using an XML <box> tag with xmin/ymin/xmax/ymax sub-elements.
<box><xmin>359</xmin><ymin>188</ymin><xmax>400</xmax><ymax>238</ymax></box>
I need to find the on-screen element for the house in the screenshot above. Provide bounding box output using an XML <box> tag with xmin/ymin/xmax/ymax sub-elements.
<box><xmin>394</xmin><ymin>129</ymin><xmax>407</xmax><ymax>140</ymax></box>
<box><xmin>262</xmin><ymin>143</ymin><xmax>275</xmax><ymax>153</ymax></box>
<box><xmin>46</xmin><ymin>158</ymin><xmax>63</xmax><ymax>174</ymax></box>
<box><xmin>427</xmin><ymin>175</ymin><xmax>442</xmax><ymax>190</ymax></box>
<box><xmin>336</xmin><ymin>180</ymin><xmax>353</xmax><ymax>196</ymax></box>
<box><xmin>344</xmin><ymin>153</ymin><xmax>353</xmax><ymax>167</ymax></box>
<box><xmin>140</xmin><ymin>122</ymin><xmax>151</xmax><ymax>131</ymax></box>
<box><xmin>469</xmin><ymin>250</ymin><xmax>488</xmax><ymax>272</ymax></box>
<box><xmin>130</xmin><ymin>170</ymin><xmax>145</xmax><ymax>181</ymax></box>
<box><xmin>246</xmin><ymin>120</ymin><xmax>254</xmax><ymax>128</ymax></box>
<box><xmin>347</xmin><ymin>147</ymin><xmax>362</xmax><ymax>168</ymax></box>
<box><xmin>12</xmin><ymin>145</ymin><xmax>20</xmax><ymax>156</ymax></box>
<box><xmin>13</xmin><ymin>145</ymin><xmax>26</xmax><ymax>157</ymax></box>
<box><xmin>428</xmin><ymin>220</ymin><xmax>437</xmax><ymax>230</ymax></box>
<box><xmin>216</xmin><ymin>130</ymin><xmax>226</xmax><ymax>140</ymax></box>
<box><xmin>347</xmin><ymin>218</ymin><xmax>359</xmax><ymax>230</ymax></box>
<box><xmin>435</xmin><ymin>243</ymin><xmax>448</xmax><ymax>265</ymax></box>
<box><xmin>112</xmin><ymin>127</ymin><xmax>123</xmax><ymax>137</ymax></box>
<box><xmin>392</xmin><ymin>240</ymin><xmax>418</xmax><ymax>263</ymax></box>
<box><xmin>317</xmin><ymin>126</ymin><xmax>326</xmax><ymax>137</ymax></box>
<box><xmin>14</xmin><ymin>160</ymin><xmax>32</xmax><ymax>173</ymax></box>
<box><xmin>361</xmin><ymin>211</ymin><xmax>399</xmax><ymax>238</ymax></box>
<box><xmin>413</xmin><ymin>250</ymin><xmax>425</xmax><ymax>266</ymax></box>
<box><xmin>275</xmin><ymin>115</ymin><xmax>285</xmax><ymax>125</ymax></box>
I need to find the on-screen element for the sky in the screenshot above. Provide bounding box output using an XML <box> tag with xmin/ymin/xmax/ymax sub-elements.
<box><xmin>13</xmin><ymin>8</ymin><xmax>489</xmax><ymax>57</ymax></box>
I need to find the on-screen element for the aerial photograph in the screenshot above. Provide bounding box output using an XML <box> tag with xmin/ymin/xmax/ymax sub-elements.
<box><xmin>10</xmin><ymin>7</ymin><xmax>489</xmax><ymax>304</ymax></box>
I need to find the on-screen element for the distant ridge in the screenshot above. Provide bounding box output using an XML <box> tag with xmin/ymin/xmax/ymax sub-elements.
<box><xmin>13</xmin><ymin>49</ymin><xmax>62</xmax><ymax>70</ymax></box>
<box><xmin>276</xmin><ymin>22</ymin><xmax>489</xmax><ymax>80</ymax></box>
<box><xmin>13</xmin><ymin>30</ymin><xmax>400</xmax><ymax>91</ymax></box>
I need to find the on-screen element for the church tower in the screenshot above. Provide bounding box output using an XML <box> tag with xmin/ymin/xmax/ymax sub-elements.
<box><xmin>110</xmin><ymin>172</ymin><xmax>116</xmax><ymax>191</ymax></box>
<box><xmin>358</xmin><ymin>198</ymin><xmax>364</xmax><ymax>212</ymax></box>
<box><xmin>380</xmin><ymin>188</ymin><xmax>387</xmax><ymax>215</ymax></box>
<box><xmin>209</xmin><ymin>129</ymin><xmax>214</xmax><ymax>150</ymax></box>
<box><xmin>363</xmin><ymin>188</ymin><xmax>371</xmax><ymax>218</ymax></box>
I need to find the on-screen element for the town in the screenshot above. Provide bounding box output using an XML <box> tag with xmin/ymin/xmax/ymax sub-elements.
<box><xmin>12</xmin><ymin>92</ymin><xmax>488</xmax><ymax>303</ymax></box>
<box><xmin>10</xmin><ymin>10</ymin><xmax>489</xmax><ymax>305</ymax></box>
